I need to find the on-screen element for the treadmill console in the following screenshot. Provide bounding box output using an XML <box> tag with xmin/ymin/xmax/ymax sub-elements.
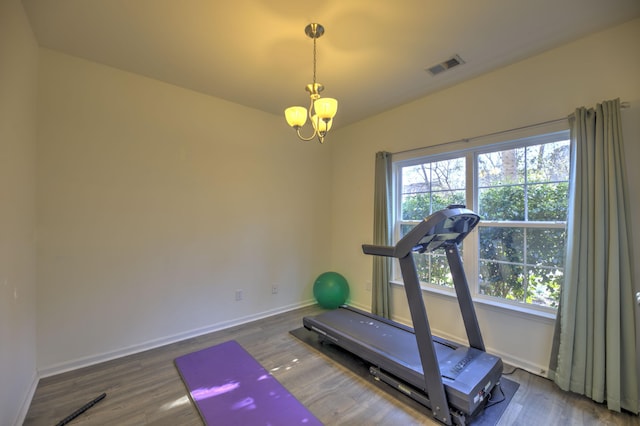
<box><xmin>365</xmin><ymin>205</ymin><xmax>480</xmax><ymax>259</ymax></box>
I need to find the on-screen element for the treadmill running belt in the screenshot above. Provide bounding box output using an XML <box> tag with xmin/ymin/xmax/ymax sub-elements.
<box><xmin>306</xmin><ymin>307</ymin><xmax>455</xmax><ymax>375</ymax></box>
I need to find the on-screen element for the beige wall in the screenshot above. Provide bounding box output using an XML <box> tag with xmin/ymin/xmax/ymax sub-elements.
<box><xmin>0</xmin><ymin>1</ymin><xmax>39</xmax><ymax>425</ymax></box>
<box><xmin>35</xmin><ymin>49</ymin><xmax>332</xmax><ymax>373</ymax></box>
<box><xmin>330</xmin><ymin>18</ymin><xmax>640</xmax><ymax>373</ymax></box>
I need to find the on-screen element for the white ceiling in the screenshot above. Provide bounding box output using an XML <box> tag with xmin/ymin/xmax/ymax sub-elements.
<box><xmin>21</xmin><ymin>0</ymin><xmax>640</xmax><ymax>127</ymax></box>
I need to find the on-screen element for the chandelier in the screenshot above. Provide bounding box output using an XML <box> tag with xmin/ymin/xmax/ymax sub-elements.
<box><xmin>284</xmin><ymin>23</ymin><xmax>338</xmax><ymax>144</ymax></box>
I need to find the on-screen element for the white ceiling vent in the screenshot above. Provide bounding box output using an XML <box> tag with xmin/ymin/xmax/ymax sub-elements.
<box><xmin>426</xmin><ymin>54</ymin><xmax>465</xmax><ymax>76</ymax></box>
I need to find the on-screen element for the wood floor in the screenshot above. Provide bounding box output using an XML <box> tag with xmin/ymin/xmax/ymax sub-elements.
<box><xmin>25</xmin><ymin>305</ymin><xmax>639</xmax><ymax>426</ymax></box>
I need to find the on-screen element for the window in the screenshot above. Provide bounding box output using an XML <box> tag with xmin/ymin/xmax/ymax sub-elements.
<box><xmin>398</xmin><ymin>157</ymin><xmax>467</xmax><ymax>287</ymax></box>
<box><xmin>394</xmin><ymin>130</ymin><xmax>570</xmax><ymax>311</ymax></box>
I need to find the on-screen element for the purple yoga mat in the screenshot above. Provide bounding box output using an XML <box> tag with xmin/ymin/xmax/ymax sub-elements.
<box><xmin>175</xmin><ymin>340</ymin><xmax>322</xmax><ymax>425</ymax></box>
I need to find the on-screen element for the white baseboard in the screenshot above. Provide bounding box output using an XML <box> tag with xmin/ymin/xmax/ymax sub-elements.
<box><xmin>38</xmin><ymin>299</ymin><xmax>316</xmax><ymax>379</ymax></box>
<box><xmin>347</xmin><ymin>300</ymin><xmax>371</xmax><ymax>312</ymax></box>
<box><xmin>13</xmin><ymin>371</ymin><xmax>38</xmax><ymax>426</ymax></box>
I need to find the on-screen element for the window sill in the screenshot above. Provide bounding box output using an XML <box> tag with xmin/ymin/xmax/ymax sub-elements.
<box><xmin>389</xmin><ymin>280</ymin><xmax>557</xmax><ymax>323</ymax></box>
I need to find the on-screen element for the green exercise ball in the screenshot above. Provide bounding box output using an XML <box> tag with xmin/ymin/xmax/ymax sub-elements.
<box><xmin>313</xmin><ymin>272</ymin><xmax>349</xmax><ymax>309</ymax></box>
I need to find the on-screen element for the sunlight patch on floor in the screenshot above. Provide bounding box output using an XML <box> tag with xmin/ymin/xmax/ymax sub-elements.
<box><xmin>160</xmin><ymin>395</ymin><xmax>190</xmax><ymax>411</ymax></box>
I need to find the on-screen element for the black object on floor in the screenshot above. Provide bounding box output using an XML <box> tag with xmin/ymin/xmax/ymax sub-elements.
<box><xmin>55</xmin><ymin>392</ymin><xmax>106</xmax><ymax>426</ymax></box>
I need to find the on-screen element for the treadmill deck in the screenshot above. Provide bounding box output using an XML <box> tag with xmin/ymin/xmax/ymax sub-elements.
<box><xmin>304</xmin><ymin>306</ymin><xmax>503</xmax><ymax>416</ymax></box>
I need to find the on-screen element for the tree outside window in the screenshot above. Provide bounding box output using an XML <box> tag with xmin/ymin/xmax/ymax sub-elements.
<box><xmin>396</xmin><ymin>135</ymin><xmax>570</xmax><ymax>310</ymax></box>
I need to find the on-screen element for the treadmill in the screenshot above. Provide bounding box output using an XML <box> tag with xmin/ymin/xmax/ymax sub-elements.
<box><xmin>303</xmin><ymin>206</ymin><xmax>503</xmax><ymax>426</ymax></box>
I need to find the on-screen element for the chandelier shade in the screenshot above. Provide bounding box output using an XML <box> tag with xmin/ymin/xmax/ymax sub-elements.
<box><xmin>285</xmin><ymin>106</ymin><xmax>308</xmax><ymax>127</ymax></box>
<box><xmin>284</xmin><ymin>23</ymin><xmax>338</xmax><ymax>144</ymax></box>
<box><xmin>314</xmin><ymin>98</ymin><xmax>338</xmax><ymax>119</ymax></box>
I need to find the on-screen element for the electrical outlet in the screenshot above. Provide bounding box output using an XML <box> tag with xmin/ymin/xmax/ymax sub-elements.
<box><xmin>365</xmin><ymin>281</ymin><xmax>372</xmax><ymax>291</ymax></box>
<box><xmin>235</xmin><ymin>289</ymin><xmax>243</xmax><ymax>301</ymax></box>
<box><xmin>272</xmin><ymin>284</ymin><xmax>279</xmax><ymax>294</ymax></box>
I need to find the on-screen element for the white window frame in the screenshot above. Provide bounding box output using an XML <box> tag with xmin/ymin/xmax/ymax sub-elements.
<box><xmin>391</xmin><ymin>126</ymin><xmax>570</xmax><ymax>318</ymax></box>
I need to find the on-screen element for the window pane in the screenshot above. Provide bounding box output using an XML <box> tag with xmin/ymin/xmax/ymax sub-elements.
<box><xmin>430</xmin><ymin>158</ymin><xmax>465</xmax><ymax>191</ymax></box>
<box><xmin>400</xmin><ymin>156</ymin><xmax>465</xmax><ymax>288</ymax></box>
<box><xmin>528</xmin><ymin>182</ymin><xmax>569</xmax><ymax>221</ymax></box>
<box><xmin>526</xmin><ymin>141</ymin><xmax>570</xmax><ymax>183</ymax></box>
<box><xmin>401</xmin><ymin>158</ymin><xmax>465</xmax><ymax>222</ymax></box>
<box><xmin>479</xmin><ymin>226</ymin><xmax>525</xmax><ymax>300</ymax></box>
<box><xmin>527</xmin><ymin>228</ymin><xmax>566</xmax><ymax>269</ymax></box>
<box><xmin>414</xmin><ymin>252</ymin><xmax>429</xmax><ymax>283</ymax></box>
<box><xmin>527</xmin><ymin>266</ymin><xmax>562</xmax><ymax>308</ymax></box>
<box><xmin>479</xmin><ymin>226</ymin><xmax>524</xmax><ymax>264</ymax></box>
<box><xmin>414</xmin><ymin>252</ymin><xmax>454</xmax><ymax>288</ymax></box>
<box><xmin>430</xmin><ymin>253</ymin><xmax>453</xmax><ymax>287</ymax></box>
<box><xmin>402</xmin><ymin>193</ymin><xmax>431</xmax><ymax>220</ymax></box>
<box><xmin>402</xmin><ymin>190</ymin><xmax>467</xmax><ymax>221</ymax></box>
<box><xmin>479</xmin><ymin>261</ymin><xmax>524</xmax><ymax>302</ymax></box>
<box><xmin>478</xmin><ymin>148</ymin><xmax>525</xmax><ymax>187</ymax></box>
<box><xmin>401</xmin><ymin>164</ymin><xmax>430</xmax><ymax>194</ymax></box>
<box><xmin>479</xmin><ymin>226</ymin><xmax>564</xmax><ymax>307</ymax></box>
<box><xmin>478</xmin><ymin>186</ymin><xmax>525</xmax><ymax>220</ymax></box>
<box><xmin>431</xmin><ymin>190</ymin><xmax>466</xmax><ymax>212</ymax></box>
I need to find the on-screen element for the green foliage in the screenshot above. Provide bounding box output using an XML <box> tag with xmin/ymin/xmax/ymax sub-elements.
<box><xmin>403</xmin><ymin>184</ymin><xmax>568</xmax><ymax>308</ymax></box>
<box><xmin>478</xmin><ymin>183</ymin><xmax>568</xmax><ymax>308</ymax></box>
<box><xmin>402</xmin><ymin>194</ymin><xmax>431</xmax><ymax>221</ymax></box>
<box><xmin>402</xmin><ymin>191</ymin><xmax>466</xmax><ymax>221</ymax></box>
<box><xmin>479</xmin><ymin>186</ymin><xmax>524</xmax><ymax>220</ymax></box>
<box><xmin>415</xmin><ymin>252</ymin><xmax>454</xmax><ymax>288</ymax></box>
<box><xmin>528</xmin><ymin>183</ymin><xmax>569</xmax><ymax>221</ymax></box>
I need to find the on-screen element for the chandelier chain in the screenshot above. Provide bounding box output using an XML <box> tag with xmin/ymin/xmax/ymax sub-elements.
<box><xmin>312</xmin><ymin>35</ymin><xmax>317</xmax><ymax>85</ymax></box>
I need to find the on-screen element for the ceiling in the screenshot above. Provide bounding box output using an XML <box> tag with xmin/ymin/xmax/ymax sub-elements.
<box><xmin>21</xmin><ymin>0</ymin><xmax>640</xmax><ymax>127</ymax></box>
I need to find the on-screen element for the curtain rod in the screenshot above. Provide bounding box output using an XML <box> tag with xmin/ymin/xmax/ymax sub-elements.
<box><xmin>392</xmin><ymin>101</ymin><xmax>630</xmax><ymax>156</ymax></box>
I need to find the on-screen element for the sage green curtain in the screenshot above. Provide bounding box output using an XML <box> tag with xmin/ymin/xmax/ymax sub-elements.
<box><xmin>371</xmin><ymin>151</ymin><xmax>392</xmax><ymax>318</ymax></box>
<box><xmin>551</xmin><ymin>99</ymin><xmax>638</xmax><ymax>413</ymax></box>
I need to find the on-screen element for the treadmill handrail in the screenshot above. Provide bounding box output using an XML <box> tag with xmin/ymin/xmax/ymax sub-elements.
<box><xmin>362</xmin><ymin>244</ymin><xmax>395</xmax><ymax>257</ymax></box>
